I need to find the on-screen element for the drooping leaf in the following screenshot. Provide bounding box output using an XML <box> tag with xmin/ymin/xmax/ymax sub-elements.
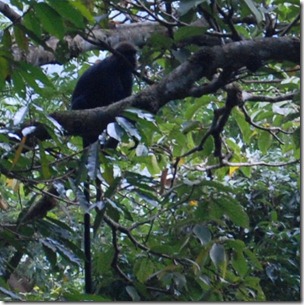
<box><xmin>13</xmin><ymin>25</ymin><xmax>28</xmax><ymax>51</ymax></box>
<box><xmin>116</xmin><ymin>116</ymin><xmax>141</xmax><ymax>141</ymax></box>
<box><xmin>34</xmin><ymin>2</ymin><xmax>65</xmax><ymax>39</ymax></box>
<box><xmin>134</xmin><ymin>258</ymin><xmax>156</xmax><ymax>283</ymax></box>
<box><xmin>13</xmin><ymin>106</ymin><xmax>28</xmax><ymax>126</ymax></box>
<box><xmin>243</xmin><ymin>0</ymin><xmax>263</xmax><ymax>24</ymax></box>
<box><xmin>209</xmin><ymin>243</ymin><xmax>226</xmax><ymax>267</ymax></box>
<box><xmin>107</xmin><ymin>122</ymin><xmax>124</xmax><ymax>141</ymax></box>
<box><xmin>215</xmin><ymin>197</ymin><xmax>249</xmax><ymax>228</ymax></box>
<box><xmin>49</xmin><ymin>1</ymin><xmax>85</xmax><ymax>28</ymax></box>
<box><xmin>193</xmin><ymin>224</ymin><xmax>211</xmax><ymax>245</ymax></box>
<box><xmin>38</xmin><ymin>142</ymin><xmax>51</xmax><ymax>179</ymax></box>
<box><xmin>258</xmin><ymin>131</ymin><xmax>272</xmax><ymax>154</ymax></box>
<box><xmin>126</xmin><ymin>286</ymin><xmax>141</xmax><ymax>301</ymax></box>
<box><xmin>86</xmin><ymin>141</ymin><xmax>99</xmax><ymax>181</ymax></box>
<box><xmin>40</xmin><ymin>238</ymin><xmax>81</xmax><ymax>266</ymax></box>
<box><xmin>174</xmin><ymin>26</ymin><xmax>207</xmax><ymax>42</ymax></box>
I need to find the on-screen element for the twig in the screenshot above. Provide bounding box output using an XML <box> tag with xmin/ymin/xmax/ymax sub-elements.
<box><xmin>110</xmin><ymin>225</ymin><xmax>132</xmax><ymax>283</ymax></box>
<box><xmin>280</xmin><ymin>13</ymin><xmax>300</xmax><ymax>36</ymax></box>
<box><xmin>103</xmin><ymin>214</ymin><xmax>185</xmax><ymax>263</ymax></box>
<box><xmin>191</xmin><ymin>158</ymin><xmax>300</xmax><ymax>172</ymax></box>
<box><xmin>240</xmin><ymin>103</ymin><xmax>293</xmax><ymax>141</ymax></box>
<box><xmin>243</xmin><ymin>92</ymin><xmax>296</xmax><ymax>103</ymax></box>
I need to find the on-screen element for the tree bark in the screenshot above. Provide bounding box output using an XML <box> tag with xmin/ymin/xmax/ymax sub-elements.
<box><xmin>24</xmin><ymin>36</ymin><xmax>299</xmax><ymax>142</ymax></box>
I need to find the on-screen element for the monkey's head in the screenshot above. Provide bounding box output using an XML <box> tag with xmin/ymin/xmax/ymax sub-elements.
<box><xmin>114</xmin><ymin>41</ymin><xmax>137</xmax><ymax>68</ymax></box>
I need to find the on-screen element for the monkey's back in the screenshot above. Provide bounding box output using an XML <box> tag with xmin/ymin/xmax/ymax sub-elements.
<box><xmin>71</xmin><ymin>56</ymin><xmax>133</xmax><ymax>110</ymax></box>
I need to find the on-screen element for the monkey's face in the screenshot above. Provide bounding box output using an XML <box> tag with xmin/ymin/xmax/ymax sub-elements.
<box><xmin>114</xmin><ymin>42</ymin><xmax>137</xmax><ymax>68</ymax></box>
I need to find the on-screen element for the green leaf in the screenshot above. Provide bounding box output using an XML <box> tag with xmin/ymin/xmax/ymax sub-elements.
<box><xmin>23</xmin><ymin>12</ymin><xmax>42</xmax><ymax>37</ymax></box>
<box><xmin>126</xmin><ymin>286</ymin><xmax>141</xmax><ymax>301</ymax></box>
<box><xmin>243</xmin><ymin>248</ymin><xmax>263</xmax><ymax>270</ymax></box>
<box><xmin>13</xmin><ymin>105</ymin><xmax>28</xmax><ymax>126</ymax></box>
<box><xmin>178</xmin><ymin>0</ymin><xmax>203</xmax><ymax>15</ymax></box>
<box><xmin>215</xmin><ymin>197</ymin><xmax>249</xmax><ymax>228</ymax></box>
<box><xmin>240</xmin><ymin>166</ymin><xmax>252</xmax><ymax>178</ymax></box>
<box><xmin>209</xmin><ymin>243</ymin><xmax>226</xmax><ymax>267</ymax></box>
<box><xmin>86</xmin><ymin>141</ymin><xmax>99</xmax><ymax>181</ymax></box>
<box><xmin>34</xmin><ymin>3</ymin><xmax>65</xmax><ymax>39</ymax></box>
<box><xmin>232</xmin><ymin>108</ymin><xmax>252</xmax><ymax>144</ymax></box>
<box><xmin>148</xmin><ymin>32</ymin><xmax>173</xmax><ymax>49</ymax></box>
<box><xmin>107</xmin><ymin>122</ymin><xmax>124</xmax><ymax>141</ymax></box>
<box><xmin>116</xmin><ymin>116</ymin><xmax>141</xmax><ymax>140</ymax></box>
<box><xmin>243</xmin><ymin>0</ymin><xmax>263</xmax><ymax>24</ymax></box>
<box><xmin>181</xmin><ymin>120</ymin><xmax>200</xmax><ymax>134</ymax></box>
<box><xmin>13</xmin><ymin>25</ymin><xmax>28</xmax><ymax>51</ymax></box>
<box><xmin>70</xmin><ymin>1</ymin><xmax>94</xmax><ymax>23</ymax></box>
<box><xmin>14</xmin><ymin>62</ymin><xmax>53</xmax><ymax>96</ymax></box>
<box><xmin>134</xmin><ymin>258</ymin><xmax>156</xmax><ymax>283</ymax></box>
<box><xmin>193</xmin><ymin>224</ymin><xmax>211</xmax><ymax>245</ymax></box>
<box><xmin>2</xmin><ymin>29</ymin><xmax>12</xmax><ymax>49</ymax></box>
<box><xmin>48</xmin><ymin>1</ymin><xmax>85</xmax><ymax>28</ymax></box>
<box><xmin>174</xmin><ymin>26</ymin><xmax>207</xmax><ymax>42</ymax></box>
<box><xmin>42</xmin><ymin>244</ymin><xmax>57</xmax><ymax>268</ymax></box>
<box><xmin>64</xmin><ymin>291</ymin><xmax>110</xmax><ymax>302</ymax></box>
<box><xmin>99</xmin><ymin>153</ymin><xmax>115</xmax><ymax>184</ymax></box>
<box><xmin>292</xmin><ymin>127</ymin><xmax>300</xmax><ymax>148</ymax></box>
<box><xmin>11</xmin><ymin>69</ymin><xmax>26</xmax><ymax>97</ymax></box>
<box><xmin>39</xmin><ymin>142</ymin><xmax>51</xmax><ymax>179</ymax></box>
<box><xmin>258</xmin><ymin>131</ymin><xmax>272</xmax><ymax>154</ymax></box>
<box><xmin>92</xmin><ymin>203</ymin><xmax>106</xmax><ymax>236</ymax></box>
<box><xmin>95</xmin><ymin>248</ymin><xmax>115</xmax><ymax>273</ymax></box>
<box><xmin>41</xmin><ymin>238</ymin><xmax>81</xmax><ymax>266</ymax></box>
<box><xmin>232</xmin><ymin>250</ymin><xmax>248</xmax><ymax>277</ymax></box>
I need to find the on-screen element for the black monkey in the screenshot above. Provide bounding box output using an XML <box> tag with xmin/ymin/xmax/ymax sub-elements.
<box><xmin>71</xmin><ymin>41</ymin><xmax>137</xmax><ymax>147</ymax></box>
<box><xmin>71</xmin><ymin>42</ymin><xmax>137</xmax><ymax>294</ymax></box>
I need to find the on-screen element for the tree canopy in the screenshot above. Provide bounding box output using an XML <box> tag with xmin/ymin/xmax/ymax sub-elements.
<box><xmin>0</xmin><ymin>0</ymin><xmax>300</xmax><ymax>301</ymax></box>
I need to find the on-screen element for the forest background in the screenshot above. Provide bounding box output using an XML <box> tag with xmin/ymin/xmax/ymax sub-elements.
<box><xmin>0</xmin><ymin>0</ymin><xmax>300</xmax><ymax>301</ymax></box>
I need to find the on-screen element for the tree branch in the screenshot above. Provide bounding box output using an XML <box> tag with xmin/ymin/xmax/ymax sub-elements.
<box><xmin>12</xmin><ymin>36</ymin><xmax>299</xmax><ymax>146</ymax></box>
<box><xmin>191</xmin><ymin>158</ymin><xmax>300</xmax><ymax>172</ymax></box>
<box><xmin>0</xmin><ymin>0</ymin><xmax>21</xmax><ymax>22</ymax></box>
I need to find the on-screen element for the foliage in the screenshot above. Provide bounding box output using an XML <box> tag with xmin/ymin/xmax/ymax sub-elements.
<box><xmin>0</xmin><ymin>0</ymin><xmax>300</xmax><ymax>302</ymax></box>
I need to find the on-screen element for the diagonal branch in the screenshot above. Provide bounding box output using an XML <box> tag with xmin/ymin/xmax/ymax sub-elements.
<box><xmin>239</xmin><ymin>104</ymin><xmax>289</xmax><ymax>145</ymax></box>
<box><xmin>11</xmin><ymin>36</ymin><xmax>300</xmax><ymax>146</ymax></box>
<box><xmin>0</xmin><ymin>0</ymin><xmax>21</xmax><ymax>22</ymax></box>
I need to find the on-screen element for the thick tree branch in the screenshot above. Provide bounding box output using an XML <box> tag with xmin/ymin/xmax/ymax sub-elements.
<box><xmin>55</xmin><ymin>37</ymin><xmax>299</xmax><ymax>136</ymax></box>
<box><xmin>15</xmin><ymin>36</ymin><xmax>299</xmax><ymax>145</ymax></box>
<box><xmin>11</xmin><ymin>22</ymin><xmax>164</xmax><ymax>66</ymax></box>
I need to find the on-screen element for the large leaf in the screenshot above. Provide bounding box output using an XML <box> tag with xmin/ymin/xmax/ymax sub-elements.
<box><xmin>215</xmin><ymin>197</ymin><xmax>249</xmax><ymax>228</ymax></box>
<box><xmin>40</xmin><ymin>238</ymin><xmax>81</xmax><ymax>266</ymax></box>
<box><xmin>174</xmin><ymin>26</ymin><xmax>207</xmax><ymax>42</ymax></box>
<box><xmin>209</xmin><ymin>243</ymin><xmax>226</xmax><ymax>267</ymax></box>
<box><xmin>193</xmin><ymin>224</ymin><xmax>211</xmax><ymax>245</ymax></box>
<box><xmin>49</xmin><ymin>1</ymin><xmax>85</xmax><ymax>28</ymax></box>
<box><xmin>258</xmin><ymin>131</ymin><xmax>272</xmax><ymax>154</ymax></box>
<box><xmin>134</xmin><ymin>258</ymin><xmax>156</xmax><ymax>283</ymax></box>
<box><xmin>86</xmin><ymin>141</ymin><xmax>99</xmax><ymax>181</ymax></box>
<box><xmin>34</xmin><ymin>3</ymin><xmax>65</xmax><ymax>39</ymax></box>
<box><xmin>243</xmin><ymin>0</ymin><xmax>263</xmax><ymax>24</ymax></box>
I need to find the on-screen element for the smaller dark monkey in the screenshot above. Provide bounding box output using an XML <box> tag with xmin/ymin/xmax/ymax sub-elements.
<box><xmin>71</xmin><ymin>42</ymin><xmax>137</xmax><ymax>147</ymax></box>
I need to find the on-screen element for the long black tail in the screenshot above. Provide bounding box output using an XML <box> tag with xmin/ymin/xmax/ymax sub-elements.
<box><xmin>84</xmin><ymin>180</ymin><xmax>92</xmax><ymax>294</ymax></box>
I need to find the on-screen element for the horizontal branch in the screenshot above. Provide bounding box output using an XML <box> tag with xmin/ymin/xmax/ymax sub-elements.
<box><xmin>12</xmin><ymin>22</ymin><xmax>164</xmax><ymax>66</ymax></box>
<box><xmin>46</xmin><ymin>36</ymin><xmax>299</xmax><ymax>141</ymax></box>
<box><xmin>190</xmin><ymin>158</ymin><xmax>300</xmax><ymax>172</ymax></box>
<box><xmin>243</xmin><ymin>92</ymin><xmax>296</xmax><ymax>103</ymax></box>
